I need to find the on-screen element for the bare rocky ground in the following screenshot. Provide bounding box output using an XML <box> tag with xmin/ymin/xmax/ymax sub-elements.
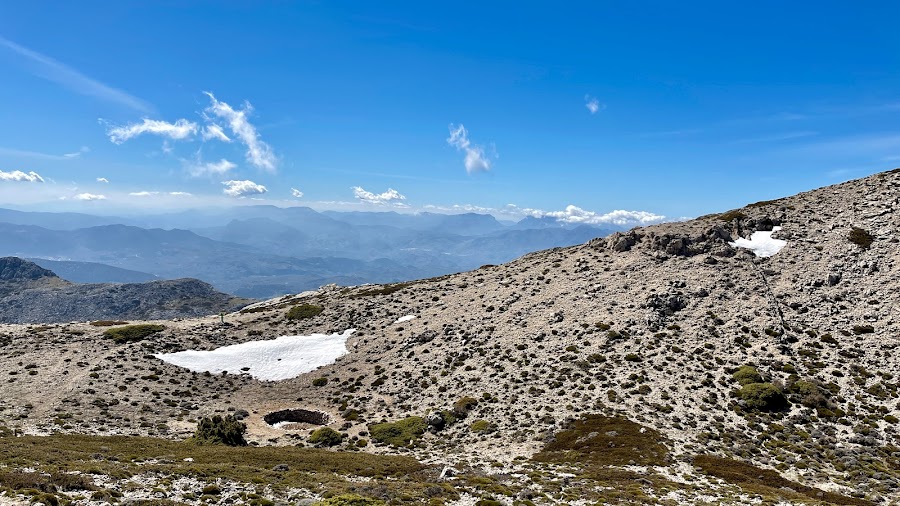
<box><xmin>1</xmin><ymin>170</ymin><xmax>900</xmax><ymax>505</ymax></box>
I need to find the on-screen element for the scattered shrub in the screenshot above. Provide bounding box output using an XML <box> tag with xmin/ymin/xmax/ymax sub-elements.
<box><xmin>369</xmin><ymin>416</ymin><xmax>426</xmax><ymax>447</ymax></box>
<box><xmin>191</xmin><ymin>415</ymin><xmax>247</xmax><ymax>446</ymax></box>
<box><xmin>90</xmin><ymin>320</ymin><xmax>128</xmax><ymax>327</ymax></box>
<box><xmin>732</xmin><ymin>366</ymin><xmax>763</xmax><ymax>386</ymax></box>
<box><xmin>738</xmin><ymin>383</ymin><xmax>789</xmax><ymax>412</ymax></box>
<box><xmin>308</xmin><ymin>427</ymin><xmax>343</xmax><ymax>447</ymax></box>
<box><xmin>315</xmin><ymin>494</ymin><xmax>385</xmax><ymax>506</ymax></box>
<box><xmin>469</xmin><ymin>420</ymin><xmax>493</xmax><ymax>433</ymax></box>
<box><xmin>719</xmin><ymin>210</ymin><xmax>746</xmax><ymax>222</ymax></box>
<box><xmin>103</xmin><ymin>324</ymin><xmax>165</xmax><ymax>344</ymax></box>
<box><xmin>452</xmin><ymin>396</ymin><xmax>479</xmax><ymax>418</ymax></box>
<box><xmin>852</xmin><ymin>324</ymin><xmax>874</xmax><ymax>335</ymax></box>
<box><xmin>848</xmin><ymin>227</ymin><xmax>874</xmax><ymax>249</ymax></box>
<box><xmin>312</xmin><ymin>377</ymin><xmax>329</xmax><ymax>387</ymax></box>
<box><xmin>286</xmin><ymin>304</ymin><xmax>324</xmax><ymax>320</ymax></box>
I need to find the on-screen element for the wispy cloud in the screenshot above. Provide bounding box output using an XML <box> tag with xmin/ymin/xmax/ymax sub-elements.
<box><xmin>73</xmin><ymin>192</ymin><xmax>105</xmax><ymax>201</ymax></box>
<box><xmin>352</xmin><ymin>186</ymin><xmax>407</xmax><ymax>205</ymax></box>
<box><xmin>64</xmin><ymin>146</ymin><xmax>90</xmax><ymax>158</ymax></box>
<box><xmin>201</xmin><ymin>124</ymin><xmax>231</xmax><ymax>142</ymax></box>
<box><xmin>732</xmin><ymin>131</ymin><xmax>818</xmax><ymax>144</ymax></box>
<box><xmin>107</xmin><ymin>118</ymin><xmax>199</xmax><ymax>144</ymax></box>
<box><xmin>204</xmin><ymin>92</ymin><xmax>277</xmax><ymax>171</ymax></box>
<box><xmin>0</xmin><ymin>35</ymin><xmax>151</xmax><ymax>112</ymax></box>
<box><xmin>584</xmin><ymin>95</ymin><xmax>604</xmax><ymax>114</ymax></box>
<box><xmin>222</xmin><ymin>180</ymin><xmax>267</xmax><ymax>197</ymax></box>
<box><xmin>291</xmin><ymin>188</ymin><xmax>304</xmax><ymax>198</ymax></box>
<box><xmin>186</xmin><ymin>158</ymin><xmax>237</xmax><ymax>177</ymax></box>
<box><xmin>447</xmin><ymin>124</ymin><xmax>492</xmax><ymax>174</ymax></box>
<box><xmin>129</xmin><ymin>190</ymin><xmax>193</xmax><ymax>197</ymax></box>
<box><xmin>0</xmin><ymin>170</ymin><xmax>44</xmax><ymax>182</ymax></box>
<box><xmin>96</xmin><ymin>177</ymin><xmax>109</xmax><ymax>183</ymax></box>
<box><xmin>0</xmin><ymin>146</ymin><xmax>81</xmax><ymax>161</ymax></box>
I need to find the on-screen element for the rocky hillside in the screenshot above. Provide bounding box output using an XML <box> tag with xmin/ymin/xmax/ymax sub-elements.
<box><xmin>0</xmin><ymin>171</ymin><xmax>898</xmax><ymax>504</ymax></box>
<box><xmin>0</xmin><ymin>257</ymin><xmax>252</xmax><ymax>323</ymax></box>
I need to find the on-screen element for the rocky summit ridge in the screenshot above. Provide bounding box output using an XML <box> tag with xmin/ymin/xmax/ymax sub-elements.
<box><xmin>0</xmin><ymin>170</ymin><xmax>899</xmax><ymax>505</ymax></box>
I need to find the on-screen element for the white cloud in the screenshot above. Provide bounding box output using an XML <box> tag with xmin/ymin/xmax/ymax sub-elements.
<box><xmin>169</xmin><ymin>191</ymin><xmax>192</xmax><ymax>196</ymax></box>
<box><xmin>204</xmin><ymin>92</ymin><xmax>277</xmax><ymax>171</ymax></box>
<box><xmin>291</xmin><ymin>188</ymin><xmax>304</xmax><ymax>198</ymax></box>
<box><xmin>222</xmin><ymin>180</ymin><xmax>267</xmax><ymax>197</ymax></box>
<box><xmin>202</xmin><ymin>124</ymin><xmax>231</xmax><ymax>142</ymax></box>
<box><xmin>129</xmin><ymin>191</ymin><xmax>158</xmax><ymax>197</ymax></box>
<box><xmin>96</xmin><ymin>177</ymin><xmax>109</xmax><ymax>183</ymax></box>
<box><xmin>585</xmin><ymin>95</ymin><xmax>604</xmax><ymax>114</ymax></box>
<box><xmin>447</xmin><ymin>124</ymin><xmax>492</xmax><ymax>174</ymax></box>
<box><xmin>187</xmin><ymin>158</ymin><xmax>237</xmax><ymax>177</ymax></box>
<box><xmin>107</xmin><ymin>118</ymin><xmax>199</xmax><ymax>144</ymax></box>
<box><xmin>352</xmin><ymin>186</ymin><xmax>407</xmax><ymax>205</ymax></box>
<box><xmin>534</xmin><ymin>205</ymin><xmax>666</xmax><ymax>226</ymax></box>
<box><xmin>129</xmin><ymin>190</ymin><xmax>193</xmax><ymax>197</ymax></box>
<box><xmin>0</xmin><ymin>170</ymin><xmax>44</xmax><ymax>182</ymax></box>
<box><xmin>74</xmin><ymin>193</ymin><xmax>106</xmax><ymax>201</ymax></box>
<box><xmin>0</xmin><ymin>147</ymin><xmax>79</xmax><ymax>161</ymax></box>
<box><xmin>64</xmin><ymin>146</ymin><xmax>90</xmax><ymax>158</ymax></box>
<box><xmin>0</xmin><ymin>36</ymin><xmax>151</xmax><ymax>112</ymax></box>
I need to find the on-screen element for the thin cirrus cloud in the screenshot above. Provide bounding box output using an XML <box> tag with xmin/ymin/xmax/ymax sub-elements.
<box><xmin>291</xmin><ymin>188</ymin><xmax>304</xmax><ymax>198</ymax></box>
<box><xmin>186</xmin><ymin>158</ymin><xmax>237</xmax><ymax>177</ymax></box>
<box><xmin>107</xmin><ymin>118</ymin><xmax>199</xmax><ymax>144</ymax></box>
<box><xmin>73</xmin><ymin>193</ymin><xmax>106</xmax><ymax>201</ymax></box>
<box><xmin>222</xmin><ymin>180</ymin><xmax>267</xmax><ymax>197</ymax></box>
<box><xmin>0</xmin><ymin>35</ymin><xmax>151</xmax><ymax>113</ymax></box>
<box><xmin>584</xmin><ymin>95</ymin><xmax>604</xmax><ymax>114</ymax></box>
<box><xmin>201</xmin><ymin>124</ymin><xmax>231</xmax><ymax>142</ymax></box>
<box><xmin>96</xmin><ymin>177</ymin><xmax>109</xmax><ymax>183</ymax></box>
<box><xmin>0</xmin><ymin>170</ymin><xmax>44</xmax><ymax>182</ymax></box>
<box><xmin>203</xmin><ymin>92</ymin><xmax>277</xmax><ymax>171</ymax></box>
<box><xmin>352</xmin><ymin>186</ymin><xmax>407</xmax><ymax>205</ymax></box>
<box><xmin>447</xmin><ymin>124</ymin><xmax>492</xmax><ymax>174</ymax></box>
<box><xmin>129</xmin><ymin>191</ymin><xmax>193</xmax><ymax>197</ymax></box>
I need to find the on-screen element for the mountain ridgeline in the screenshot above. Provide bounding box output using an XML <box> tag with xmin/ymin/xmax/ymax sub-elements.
<box><xmin>0</xmin><ymin>257</ymin><xmax>251</xmax><ymax>323</ymax></box>
<box><xmin>0</xmin><ymin>207</ymin><xmax>618</xmax><ymax>298</ymax></box>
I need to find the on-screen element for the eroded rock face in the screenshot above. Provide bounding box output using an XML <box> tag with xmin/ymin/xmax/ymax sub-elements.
<box><xmin>263</xmin><ymin>409</ymin><xmax>330</xmax><ymax>426</ymax></box>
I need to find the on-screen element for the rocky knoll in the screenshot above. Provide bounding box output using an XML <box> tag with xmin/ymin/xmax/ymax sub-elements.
<box><xmin>0</xmin><ymin>257</ymin><xmax>251</xmax><ymax>323</ymax></box>
<box><xmin>0</xmin><ymin>171</ymin><xmax>899</xmax><ymax>504</ymax></box>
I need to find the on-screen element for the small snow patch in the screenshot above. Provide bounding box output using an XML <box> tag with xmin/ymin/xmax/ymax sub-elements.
<box><xmin>155</xmin><ymin>329</ymin><xmax>355</xmax><ymax>381</ymax></box>
<box><xmin>729</xmin><ymin>226</ymin><xmax>787</xmax><ymax>257</ymax></box>
<box><xmin>394</xmin><ymin>315</ymin><xmax>416</xmax><ymax>323</ymax></box>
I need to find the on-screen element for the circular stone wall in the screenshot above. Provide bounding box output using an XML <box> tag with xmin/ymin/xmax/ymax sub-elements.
<box><xmin>264</xmin><ymin>408</ymin><xmax>330</xmax><ymax>426</ymax></box>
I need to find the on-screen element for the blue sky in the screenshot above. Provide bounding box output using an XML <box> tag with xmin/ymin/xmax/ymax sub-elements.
<box><xmin>1</xmin><ymin>1</ymin><xmax>899</xmax><ymax>226</ymax></box>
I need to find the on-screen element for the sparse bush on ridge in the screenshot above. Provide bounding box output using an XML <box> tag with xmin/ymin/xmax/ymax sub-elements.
<box><xmin>452</xmin><ymin>396</ymin><xmax>478</xmax><ymax>418</ymax></box>
<box><xmin>315</xmin><ymin>495</ymin><xmax>385</xmax><ymax>506</ymax></box>
<box><xmin>737</xmin><ymin>383</ymin><xmax>789</xmax><ymax>412</ymax></box>
<box><xmin>369</xmin><ymin>416</ymin><xmax>426</xmax><ymax>447</ymax></box>
<box><xmin>848</xmin><ymin>226</ymin><xmax>874</xmax><ymax>249</ymax></box>
<box><xmin>732</xmin><ymin>365</ymin><xmax>763</xmax><ymax>386</ymax></box>
<box><xmin>90</xmin><ymin>320</ymin><xmax>128</xmax><ymax>327</ymax></box>
<box><xmin>718</xmin><ymin>210</ymin><xmax>746</xmax><ymax>222</ymax></box>
<box><xmin>103</xmin><ymin>324</ymin><xmax>165</xmax><ymax>344</ymax></box>
<box><xmin>286</xmin><ymin>304</ymin><xmax>323</xmax><ymax>320</ymax></box>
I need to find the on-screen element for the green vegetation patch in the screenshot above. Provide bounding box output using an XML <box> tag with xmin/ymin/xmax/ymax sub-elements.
<box><xmin>737</xmin><ymin>383</ymin><xmax>789</xmax><ymax>412</ymax></box>
<box><xmin>848</xmin><ymin>226</ymin><xmax>874</xmax><ymax>249</ymax></box>
<box><xmin>694</xmin><ymin>455</ymin><xmax>872</xmax><ymax>505</ymax></box>
<box><xmin>533</xmin><ymin>414</ymin><xmax>668</xmax><ymax>467</ymax></box>
<box><xmin>191</xmin><ymin>415</ymin><xmax>247</xmax><ymax>446</ymax></box>
<box><xmin>469</xmin><ymin>420</ymin><xmax>493</xmax><ymax>434</ymax></box>
<box><xmin>732</xmin><ymin>365</ymin><xmax>763</xmax><ymax>386</ymax></box>
<box><xmin>103</xmin><ymin>324</ymin><xmax>165</xmax><ymax>344</ymax></box>
<box><xmin>0</xmin><ymin>433</ymin><xmax>442</xmax><ymax>502</ymax></box>
<box><xmin>89</xmin><ymin>320</ymin><xmax>128</xmax><ymax>327</ymax></box>
<box><xmin>286</xmin><ymin>304</ymin><xmax>324</xmax><ymax>320</ymax></box>
<box><xmin>315</xmin><ymin>494</ymin><xmax>385</xmax><ymax>506</ymax></box>
<box><xmin>369</xmin><ymin>416</ymin><xmax>427</xmax><ymax>447</ymax></box>
<box><xmin>308</xmin><ymin>427</ymin><xmax>343</xmax><ymax>447</ymax></box>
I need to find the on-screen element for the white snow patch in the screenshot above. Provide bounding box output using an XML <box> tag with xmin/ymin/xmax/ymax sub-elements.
<box><xmin>728</xmin><ymin>226</ymin><xmax>787</xmax><ymax>257</ymax></box>
<box><xmin>155</xmin><ymin>329</ymin><xmax>355</xmax><ymax>381</ymax></box>
<box><xmin>394</xmin><ymin>315</ymin><xmax>417</xmax><ymax>323</ymax></box>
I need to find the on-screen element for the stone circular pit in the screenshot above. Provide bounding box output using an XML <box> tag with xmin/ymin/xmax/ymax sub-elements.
<box><xmin>264</xmin><ymin>408</ymin><xmax>330</xmax><ymax>427</ymax></box>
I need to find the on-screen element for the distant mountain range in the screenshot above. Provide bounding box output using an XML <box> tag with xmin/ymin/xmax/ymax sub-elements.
<box><xmin>0</xmin><ymin>257</ymin><xmax>250</xmax><ymax>323</ymax></box>
<box><xmin>0</xmin><ymin>206</ymin><xmax>619</xmax><ymax>298</ymax></box>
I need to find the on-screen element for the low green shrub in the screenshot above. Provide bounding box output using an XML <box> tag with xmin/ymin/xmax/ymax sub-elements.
<box><xmin>738</xmin><ymin>383</ymin><xmax>789</xmax><ymax>412</ymax></box>
<box><xmin>452</xmin><ymin>396</ymin><xmax>478</xmax><ymax>418</ymax></box>
<box><xmin>469</xmin><ymin>420</ymin><xmax>493</xmax><ymax>433</ymax></box>
<box><xmin>848</xmin><ymin>227</ymin><xmax>874</xmax><ymax>249</ymax></box>
<box><xmin>286</xmin><ymin>304</ymin><xmax>324</xmax><ymax>320</ymax></box>
<box><xmin>191</xmin><ymin>415</ymin><xmax>247</xmax><ymax>446</ymax></box>
<box><xmin>732</xmin><ymin>365</ymin><xmax>763</xmax><ymax>386</ymax></box>
<box><xmin>315</xmin><ymin>494</ymin><xmax>384</xmax><ymax>506</ymax></box>
<box><xmin>369</xmin><ymin>417</ymin><xmax>426</xmax><ymax>447</ymax></box>
<box><xmin>103</xmin><ymin>324</ymin><xmax>165</xmax><ymax>344</ymax></box>
<box><xmin>308</xmin><ymin>427</ymin><xmax>343</xmax><ymax>447</ymax></box>
<box><xmin>312</xmin><ymin>377</ymin><xmax>328</xmax><ymax>387</ymax></box>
